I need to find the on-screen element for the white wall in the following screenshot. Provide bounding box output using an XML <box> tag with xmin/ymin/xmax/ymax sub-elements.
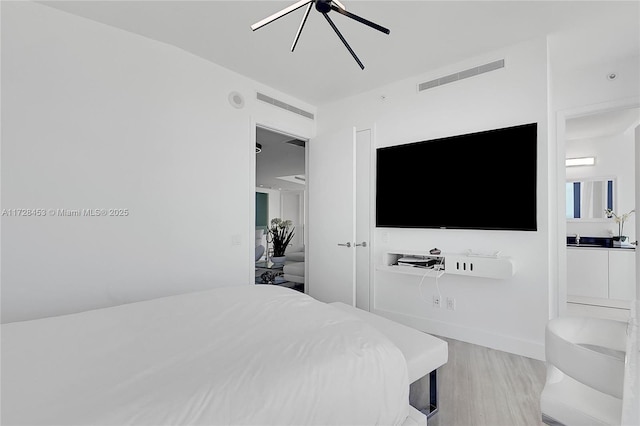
<box><xmin>255</xmin><ymin>187</ymin><xmax>280</xmax><ymax>250</ymax></box>
<box><xmin>637</xmin><ymin>125</ymin><xmax>640</xmax><ymax>299</ymax></box>
<box><xmin>316</xmin><ymin>38</ymin><xmax>550</xmax><ymax>359</ymax></box>
<box><xmin>281</xmin><ymin>190</ymin><xmax>305</xmax><ymax>251</ymax></box>
<box><xmin>566</xmin><ymin>129</ymin><xmax>636</xmax><ymax>238</ymax></box>
<box><xmin>1</xmin><ymin>2</ymin><xmax>315</xmax><ymax>322</ymax></box>
<box><xmin>553</xmin><ymin>56</ymin><xmax>640</xmax><ymax>113</ymax></box>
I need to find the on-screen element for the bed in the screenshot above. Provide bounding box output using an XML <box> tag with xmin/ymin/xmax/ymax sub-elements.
<box><xmin>2</xmin><ymin>285</ymin><xmax>412</xmax><ymax>425</ymax></box>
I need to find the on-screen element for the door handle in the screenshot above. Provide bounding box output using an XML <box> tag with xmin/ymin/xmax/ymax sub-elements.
<box><xmin>355</xmin><ymin>242</ymin><xmax>367</xmax><ymax>247</ymax></box>
<box><xmin>337</xmin><ymin>242</ymin><xmax>351</xmax><ymax>247</ymax></box>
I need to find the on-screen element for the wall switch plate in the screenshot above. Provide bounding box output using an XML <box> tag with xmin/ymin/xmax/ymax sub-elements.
<box><xmin>433</xmin><ymin>295</ymin><xmax>441</xmax><ymax>308</ymax></box>
<box><xmin>446</xmin><ymin>297</ymin><xmax>456</xmax><ymax>310</ymax></box>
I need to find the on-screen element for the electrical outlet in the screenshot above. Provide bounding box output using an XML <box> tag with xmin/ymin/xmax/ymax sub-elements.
<box><xmin>446</xmin><ymin>297</ymin><xmax>456</xmax><ymax>311</ymax></box>
<box><xmin>433</xmin><ymin>295</ymin><xmax>441</xmax><ymax>308</ymax></box>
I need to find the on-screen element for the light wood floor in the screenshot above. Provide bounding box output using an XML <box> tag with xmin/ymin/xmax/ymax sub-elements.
<box><xmin>428</xmin><ymin>337</ymin><xmax>547</xmax><ymax>426</ymax></box>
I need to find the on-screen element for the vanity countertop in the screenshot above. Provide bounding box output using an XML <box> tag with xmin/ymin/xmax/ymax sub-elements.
<box><xmin>567</xmin><ymin>245</ymin><xmax>636</xmax><ymax>250</ymax></box>
<box><xmin>566</xmin><ymin>236</ymin><xmax>636</xmax><ymax>250</ymax></box>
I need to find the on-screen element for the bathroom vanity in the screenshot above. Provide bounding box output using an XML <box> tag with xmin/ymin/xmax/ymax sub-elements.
<box><xmin>567</xmin><ymin>236</ymin><xmax>636</xmax><ymax>308</ymax></box>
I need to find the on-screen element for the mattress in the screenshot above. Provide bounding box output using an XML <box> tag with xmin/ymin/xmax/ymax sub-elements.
<box><xmin>1</xmin><ymin>285</ymin><xmax>409</xmax><ymax>425</ymax></box>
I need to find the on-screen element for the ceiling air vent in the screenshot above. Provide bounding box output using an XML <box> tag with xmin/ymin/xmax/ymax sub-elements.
<box><xmin>256</xmin><ymin>92</ymin><xmax>314</xmax><ymax>120</ymax></box>
<box><xmin>284</xmin><ymin>139</ymin><xmax>306</xmax><ymax>148</ymax></box>
<box><xmin>418</xmin><ymin>59</ymin><xmax>505</xmax><ymax>92</ymax></box>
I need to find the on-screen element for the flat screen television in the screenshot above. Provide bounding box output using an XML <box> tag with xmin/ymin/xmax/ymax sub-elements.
<box><xmin>376</xmin><ymin>123</ymin><xmax>537</xmax><ymax>231</ymax></box>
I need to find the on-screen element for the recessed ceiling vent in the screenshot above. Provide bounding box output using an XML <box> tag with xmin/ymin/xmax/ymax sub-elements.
<box><xmin>256</xmin><ymin>92</ymin><xmax>314</xmax><ymax>120</ymax></box>
<box><xmin>418</xmin><ymin>59</ymin><xmax>505</xmax><ymax>92</ymax></box>
<box><xmin>284</xmin><ymin>139</ymin><xmax>306</xmax><ymax>148</ymax></box>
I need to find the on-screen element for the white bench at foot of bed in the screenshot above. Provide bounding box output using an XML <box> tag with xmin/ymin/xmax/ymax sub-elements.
<box><xmin>329</xmin><ymin>303</ymin><xmax>449</xmax><ymax>422</ymax></box>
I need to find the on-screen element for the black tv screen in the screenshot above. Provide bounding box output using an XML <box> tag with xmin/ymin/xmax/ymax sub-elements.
<box><xmin>376</xmin><ymin>123</ymin><xmax>537</xmax><ymax>231</ymax></box>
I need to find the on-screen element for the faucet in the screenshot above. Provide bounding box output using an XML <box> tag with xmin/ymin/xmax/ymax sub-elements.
<box><xmin>573</xmin><ymin>234</ymin><xmax>580</xmax><ymax>245</ymax></box>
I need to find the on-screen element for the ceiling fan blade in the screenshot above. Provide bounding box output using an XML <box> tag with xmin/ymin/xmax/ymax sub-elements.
<box><xmin>291</xmin><ymin>2</ymin><xmax>313</xmax><ymax>51</ymax></box>
<box><xmin>251</xmin><ymin>0</ymin><xmax>314</xmax><ymax>31</ymax></box>
<box><xmin>330</xmin><ymin>4</ymin><xmax>390</xmax><ymax>35</ymax></box>
<box><xmin>331</xmin><ymin>0</ymin><xmax>347</xmax><ymax>11</ymax></box>
<box><xmin>322</xmin><ymin>13</ymin><xmax>364</xmax><ymax>70</ymax></box>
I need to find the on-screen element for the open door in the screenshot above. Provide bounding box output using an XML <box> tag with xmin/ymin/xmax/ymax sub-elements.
<box><xmin>308</xmin><ymin>127</ymin><xmax>356</xmax><ymax>304</ymax></box>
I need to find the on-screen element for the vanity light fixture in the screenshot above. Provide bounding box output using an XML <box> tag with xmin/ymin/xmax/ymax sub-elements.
<box><xmin>566</xmin><ymin>157</ymin><xmax>595</xmax><ymax>167</ymax></box>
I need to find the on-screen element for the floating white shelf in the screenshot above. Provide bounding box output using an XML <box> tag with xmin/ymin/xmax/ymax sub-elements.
<box><xmin>380</xmin><ymin>250</ymin><xmax>514</xmax><ymax>280</ymax></box>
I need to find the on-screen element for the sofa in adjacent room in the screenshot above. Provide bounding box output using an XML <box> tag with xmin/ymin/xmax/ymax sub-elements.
<box><xmin>283</xmin><ymin>247</ymin><xmax>305</xmax><ymax>285</ymax></box>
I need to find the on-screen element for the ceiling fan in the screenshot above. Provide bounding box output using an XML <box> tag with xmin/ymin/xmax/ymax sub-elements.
<box><xmin>250</xmin><ymin>0</ymin><xmax>390</xmax><ymax>70</ymax></box>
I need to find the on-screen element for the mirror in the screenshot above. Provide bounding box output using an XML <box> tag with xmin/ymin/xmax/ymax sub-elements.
<box><xmin>566</xmin><ymin>177</ymin><xmax>614</xmax><ymax>220</ymax></box>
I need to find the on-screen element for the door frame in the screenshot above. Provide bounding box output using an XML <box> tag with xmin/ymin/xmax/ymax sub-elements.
<box><xmin>555</xmin><ymin>97</ymin><xmax>639</xmax><ymax>317</ymax></box>
<box><xmin>355</xmin><ymin>126</ymin><xmax>376</xmax><ymax>311</ymax></box>
<box><xmin>250</xmin><ymin>119</ymin><xmax>310</xmax><ymax>290</ymax></box>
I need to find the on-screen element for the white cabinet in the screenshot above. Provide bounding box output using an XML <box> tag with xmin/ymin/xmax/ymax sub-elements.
<box><xmin>567</xmin><ymin>248</ymin><xmax>636</xmax><ymax>303</ymax></box>
<box><xmin>609</xmin><ymin>250</ymin><xmax>637</xmax><ymax>300</ymax></box>
<box><xmin>567</xmin><ymin>249</ymin><xmax>609</xmax><ymax>298</ymax></box>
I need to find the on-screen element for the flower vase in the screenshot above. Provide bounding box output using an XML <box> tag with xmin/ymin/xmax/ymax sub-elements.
<box><xmin>271</xmin><ymin>256</ymin><xmax>286</xmax><ymax>265</ymax></box>
<box><xmin>613</xmin><ymin>236</ymin><xmax>628</xmax><ymax>247</ymax></box>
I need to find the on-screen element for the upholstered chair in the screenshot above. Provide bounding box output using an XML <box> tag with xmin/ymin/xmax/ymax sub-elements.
<box><xmin>255</xmin><ymin>245</ymin><xmax>265</xmax><ymax>262</ymax></box>
<box><xmin>540</xmin><ymin>316</ymin><xmax>627</xmax><ymax>426</ymax></box>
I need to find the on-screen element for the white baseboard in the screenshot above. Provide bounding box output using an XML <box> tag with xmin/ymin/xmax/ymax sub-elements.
<box><xmin>566</xmin><ymin>302</ymin><xmax>631</xmax><ymax>321</ymax></box>
<box><xmin>372</xmin><ymin>308</ymin><xmax>545</xmax><ymax>361</ymax></box>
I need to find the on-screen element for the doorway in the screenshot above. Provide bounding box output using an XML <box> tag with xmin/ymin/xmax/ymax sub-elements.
<box><xmin>254</xmin><ymin>126</ymin><xmax>308</xmax><ymax>293</ymax></box>
<box><xmin>559</xmin><ymin>104</ymin><xmax>639</xmax><ymax>319</ymax></box>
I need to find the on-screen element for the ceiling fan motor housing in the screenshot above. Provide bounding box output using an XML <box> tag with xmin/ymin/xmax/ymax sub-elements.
<box><xmin>315</xmin><ymin>0</ymin><xmax>332</xmax><ymax>14</ymax></box>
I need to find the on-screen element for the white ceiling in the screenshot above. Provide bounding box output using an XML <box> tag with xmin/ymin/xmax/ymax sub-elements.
<box><xmin>39</xmin><ymin>1</ymin><xmax>640</xmax><ymax>106</ymax></box>
<box><xmin>256</xmin><ymin>127</ymin><xmax>306</xmax><ymax>191</ymax></box>
<box><xmin>566</xmin><ymin>107</ymin><xmax>640</xmax><ymax>141</ymax></box>
<box><xmin>35</xmin><ymin>1</ymin><xmax>639</xmax><ymax>190</ymax></box>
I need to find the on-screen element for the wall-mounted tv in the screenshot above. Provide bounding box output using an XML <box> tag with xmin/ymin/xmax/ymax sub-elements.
<box><xmin>376</xmin><ymin>123</ymin><xmax>537</xmax><ymax>231</ymax></box>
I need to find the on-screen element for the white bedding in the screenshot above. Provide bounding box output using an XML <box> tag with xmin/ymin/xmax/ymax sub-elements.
<box><xmin>2</xmin><ymin>285</ymin><xmax>409</xmax><ymax>425</ymax></box>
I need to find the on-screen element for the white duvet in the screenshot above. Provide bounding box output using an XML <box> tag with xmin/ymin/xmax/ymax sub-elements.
<box><xmin>2</xmin><ymin>285</ymin><xmax>409</xmax><ymax>425</ymax></box>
